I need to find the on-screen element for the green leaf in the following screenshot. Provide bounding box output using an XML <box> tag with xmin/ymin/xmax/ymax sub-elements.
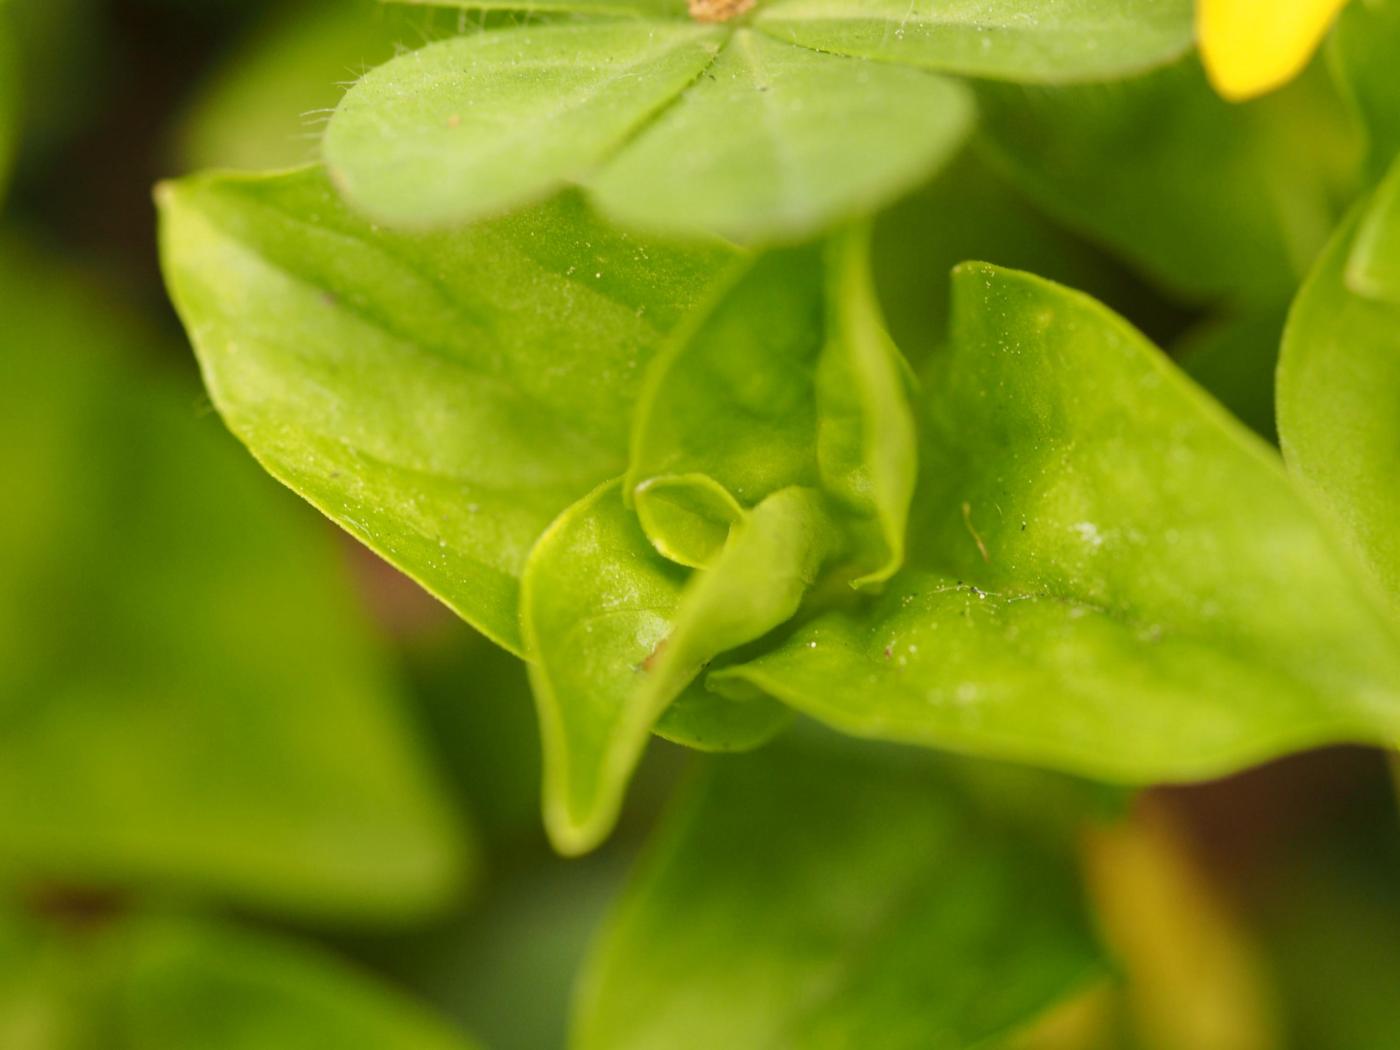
<box><xmin>117</xmin><ymin>917</ymin><xmax>480</xmax><ymax>1049</ymax></box>
<box><xmin>588</xmin><ymin>29</ymin><xmax>973</xmax><ymax>243</ymax></box>
<box><xmin>0</xmin><ymin>245</ymin><xmax>467</xmax><ymax>921</ymax></box>
<box><xmin>323</xmin><ymin>22</ymin><xmax>725</xmax><ymax>229</ymax></box>
<box><xmin>158</xmin><ymin>166</ymin><xmax>735</xmax><ymax>654</ymax></box>
<box><xmin>521</xmin><ymin>482</ymin><xmax>834</xmax><ymax>853</ymax></box>
<box><xmin>1330</xmin><ymin>0</ymin><xmax>1400</xmax><ymax>181</ymax></box>
<box><xmin>976</xmin><ymin>58</ymin><xmax>1359</xmax><ymax>305</ymax></box>
<box><xmin>1347</xmin><ymin>158</ymin><xmax>1400</xmax><ymax>303</ymax></box>
<box><xmin>752</xmin><ymin>0</ymin><xmax>1193</xmax><ymax>83</ymax></box>
<box><xmin>0</xmin><ymin>910</ymin><xmax>480</xmax><ymax>1049</ymax></box>
<box><xmin>0</xmin><ymin>14</ymin><xmax>15</xmax><ymax>204</ymax></box>
<box><xmin>816</xmin><ymin>225</ymin><xmax>918</xmax><ymax>588</ymax></box>
<box><xmin>1175</xmin><ymin>307</ymin><xmax>1287</xmax><ymax>442</ymax></box>
<box><xmin>575</xmin><ymin>734</ymin><xmax>1105</xmax><ymax>1050</ymax></box>
<box><xmin>628</xmin><ymin>232</ymin><xmax>916</xmax><ymax>586</ymax></box>
<box><xmin>1279</xmin><ymin>187</ymin><xmax>1400</xmax><ymax>616</ymax></box>
<box><xmin>628</xmin><ymin>246</ymin><xmax>824</xmax><ymax>509</ymax></box>
<box><xmin>714</xmin><ymin>264</ymin><xmax>1400</xmax><ymax>783</ymax></box>
<box><xmin>177</xmin><ymin>0</ymin><xmax>455</xmax><ymax>172</ymax></box>
<box><xmin>328</xmin><ymin>0</ymin><xmax>1191</xmax><ymax>241</ymax></box>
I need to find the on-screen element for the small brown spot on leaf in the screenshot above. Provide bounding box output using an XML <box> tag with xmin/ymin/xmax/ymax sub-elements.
<box><xmin>688</xmin><ymin>0</ymin><xmax>754</xmax><ymax>22</ymax></box>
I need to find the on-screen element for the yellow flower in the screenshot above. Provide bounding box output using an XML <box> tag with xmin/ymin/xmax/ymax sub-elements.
<box><xmin>1198</xmin><ymin>0</ymin><xmax>1352</xmax><ymax>101</ymax></box>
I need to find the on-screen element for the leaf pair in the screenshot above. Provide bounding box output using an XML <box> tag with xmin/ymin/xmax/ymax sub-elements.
<box><xmin>323</xmin><ymin>0</ymin><xmax>1194</xmax><ymax>243</ymax></box>
<box><xmin>524</xmin><ymin>231</ymin><xmax>918</xmax><ymax>852</ymax></box>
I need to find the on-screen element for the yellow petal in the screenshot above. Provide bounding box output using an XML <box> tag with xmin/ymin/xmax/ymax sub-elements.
<box><xmin>1198</xmin><ymin>0</ymin><xmax>1352</xmax><ymax>101</ymax></box>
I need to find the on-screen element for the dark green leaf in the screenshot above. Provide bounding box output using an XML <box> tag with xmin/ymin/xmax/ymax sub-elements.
<box><xmin>576</xmin><ymin>734</ymin><xmax>1104</xmax><ymax>1050</ymax></box>
<box><xmin>976</xmin><ymin>59</ymin><xmax>1359</xmax><ymax>305</ymax></box>
<box><xmin>0</xmin><ymin>244</ymin><xmax>467</xmax><ymax>921</ymax></box>
<box><xmin>1330</xmin><ymin>0</ymin><xmax>1400</xmax><ymax>180</ymax></box>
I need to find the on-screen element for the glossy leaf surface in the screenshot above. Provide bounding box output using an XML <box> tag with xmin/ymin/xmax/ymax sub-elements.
<box><xmin>716</xmin><ymin>264</ymin><xmax>1400</xmax><ymax>781</ymax></box>
<box><xmin>158</xmin><ymin>167</ymin><xmax>733</xmax><ymax>653</ymax></box>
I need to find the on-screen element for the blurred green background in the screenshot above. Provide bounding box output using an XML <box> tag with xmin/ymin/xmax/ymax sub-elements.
<box><xmin>2</xmin><ymin>1</ymin><xmax>1399</xmax><ymax>1047</ymax></box>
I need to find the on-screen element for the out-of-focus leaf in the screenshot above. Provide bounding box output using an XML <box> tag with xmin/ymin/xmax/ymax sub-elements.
<box><xmin>177</xmin><ymin>0</ymin><xmax>452</xmax><ymax>172</ymax></box>
<box><xmin>871</xmin><ymin>150</ymin><xmax>1178</xmax><ymax>365</ymax></box>
<box><xmin>575</xmin><ymin>734</ymin><xmax>1104</xmax><ymax>1050</ymax></box>
<box><xmin>752</xmin><ymin>0</ymin><xmax>1192</xmax><ymax>82</ymax></box>
<box><xmin>521</xmin><ymin>482</ymin><xmax>832</xmax><ymax>854</ymax></box>
<box><xmin>118</xmin><ymin>917</ymin><xmax>480</xmax><ymax>1049</ymax></box>
<box><xmin>1330</xmin><ymin>0</ymin><xmax>1400</xmax><ymax>179</ymax></box>
<box><xmin>587</xmin><ymin>31</ymin><xmax>973</xmax><ymax>243</ymax></box>
<box><xmin>976</xmin><ymin>58</ymin><xmax>1359</xmax><ymax>305</ymax></box>
<box><xmin>716</xmin><ymin>264</ymin><xmax>1400</xmax><ymax>783</ymax></box>
<box><xmin>323</xmin><ymin>22</ymin><xmax>726</xmax><ymax>228</ymax></box>
<box><xmin>0</xmin><ymin>910</ymin><xmax>480</xmax><ymax>1049</ymax></box>
<box><xmin>0</xmin><ymin>12</ymin><xmax>14</xmax><ymax>204</ymax></box>
<box><xmin>1197</xmin><ymin>0</ymin><xmax>1349</xmax><ymax>101</ymax></box>
<box><xmin>0</xmin><ymin>245</ymin><xmax>466</xmax><ymax>922</ymax></box>
<box><xmin>1279</xmin><ymin>181</ymin><xmax>1400</xmax><ymax>615</ymax></box>
<box><xmin>158</xmin><ymin>166</ymin><xmax>735</xmax><ymax>653</ymax></box>
<box><xmin>1347</xmin><ymin>158</ymin><xmax>1400</xmax><ymax>301</ymax></box>
<box><xmin>325</xmin><ymin>1</ymin><xmax>1191</xmax><ymax>241</ymax></box>
<box><xmin>1250</xmin><ymin>798</ymin><xmax>1400</xmax><ymax>1050</ymax></box>
<box><xmin>1175</xmin><ymin>307</ymin><xmax>1287</xmax><ymax>441</ymax></box>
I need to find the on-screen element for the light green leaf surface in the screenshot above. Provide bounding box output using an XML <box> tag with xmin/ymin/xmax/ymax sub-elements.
<box><xmin>0</xmin><ymin>245</ymin><xmax>466</xmax><ymax>922</ymax></box>
<box><xmin>588</xmin><ymin>30</ymin><xmax>973</xmax><ymax>243</ymax></box>
<box><xmin>628</xmin><ymin>233</ymin><xmax>915</xmax><ymax>585</ymax></box>
<box><xmin>1330</xmin><ymin>0</ymin><xmax>1400</xmax><ymax>180</ymax></box>
<box><xmin>330</xmin><ymin>0</ymin><xmax>1191</xmax><ymax>240</ymax></box>
<box><xmin>976</xmin><ymin>59</ymin><xmax>1358</xmax><ymax>305</ymax></box>
<box><xmin>1279</xmin><ymin>194</ymin><xmax>1400</xmax><ymax>616</ymax></box>
<box><xmin>753</xmin><ymin>0</ymin><xmax>1193</xmax><ymax>83</ymax></box>
<box><xmin>158</xmin><ymin>166</ymin><xmax>734</xmax><ymax>654</ymax></box>
<box><xmin>627</xmin><ymin>245</ymin><xmax>825</xmax><ymax>515</ymax></box>
<box><xmin>522</xmin><ymin>482</ymin><xmax>833</xmax><ymax>854</ymax></box>
<box><xmin>323</xmin><ymin>22</ymin><xmax>724</xmax><ymax>228</ymax></box>
<box><xmin>715</xmin><ymin>264</ymin><xmax>1400</xmax><ymax>783</ymax></box>
<box><xmin>575</xmin><ymin>735</ymin><xmax>1104</xmax><ymax>1050</ymax></box>
<box><xmin>1347</xmin><ymin>158</ymin><xmax>1400</xmax><ymax>303</ymax></box>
